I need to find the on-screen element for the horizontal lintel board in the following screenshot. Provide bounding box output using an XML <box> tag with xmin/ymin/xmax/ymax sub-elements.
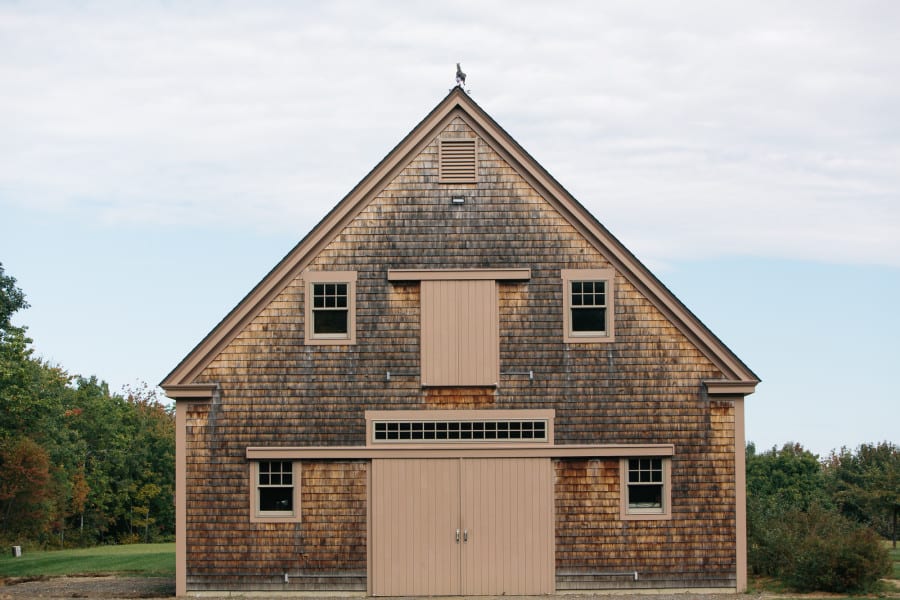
<box><xmin>247</xmin><ymin>443</ymin><xmax>675</xmax><ymax>460</ymax></box>
<box><xmin>387</xmin><ymin>268</ymin><xmax>531</xmax><ymax>281</ymax></box>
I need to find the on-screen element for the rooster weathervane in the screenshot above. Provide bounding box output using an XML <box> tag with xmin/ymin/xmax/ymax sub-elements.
<box><xmin>454</xmin><ymin>63</ymin><xmax>470</xmax><ymax>94</ymax></box>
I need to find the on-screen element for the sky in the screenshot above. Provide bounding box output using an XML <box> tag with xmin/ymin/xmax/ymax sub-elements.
<box><xmin>1</xmin><ymin>1</ymin><xmax>898</xmax><ymax>457</ymax></box>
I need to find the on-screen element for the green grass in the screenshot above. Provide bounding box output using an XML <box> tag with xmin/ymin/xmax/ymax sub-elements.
<box><xmin>0</xmin><ymin>543</ymin><xmax>174</xmax><ymax>578</ymax></box>
<box><xmin>890</xmin><ymin>542</ymin><xmax>900</xmax><ymax>580</ymax></box>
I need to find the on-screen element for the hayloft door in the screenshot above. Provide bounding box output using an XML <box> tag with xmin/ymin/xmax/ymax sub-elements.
<box><xmin>370</xmin><ymin>457</ymin><xmax>554</xmax><ymax>596</ymax></box>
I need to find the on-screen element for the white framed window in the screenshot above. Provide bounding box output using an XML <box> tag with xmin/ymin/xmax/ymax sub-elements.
<box><xmin>303</xmin><ymin>271</ymin><xmax>357</xmax><ymax>345</ymax></box>
<box><xmin>250</xmin><ymin>460</ymin><xmax>301</xmax><ymax>523</ymax></box>
<box><xmin>619</xmin><ymin>457</ymin><xmax>672</xmax><ymax>520</ymax></box>
<box><xmin>562</xmin><ymin>268</ymin><xmax>615</xmax><ymax>343</ymax></box>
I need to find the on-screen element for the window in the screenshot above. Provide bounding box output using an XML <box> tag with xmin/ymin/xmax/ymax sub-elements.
<box><xmin>373</xmin><ymin>419</ymin><xmax>548</xmax><ymax>442</ymax></box>
<box><xmin>313</xmin><ymin>283</ymin><xmax>348</xmax><ymax>334</ymax></box>
<box><xmin>250</xmin><ymin>461</ymin><xmax>301</xmax><ymax>522</ymax></box>
<box><xmin>562</xmin><ymin>268</ymin><xmax>615</xmax><ymax>343</ymax></box>
<box><xmin>619</xmin><ymin>457</ymin><xmax>671</xmax><ymax>520</ymax></box>
<box><xmin>303</xmin><ymin>271</ymin><xmax>357</xmax><ymax>345</ymax></box>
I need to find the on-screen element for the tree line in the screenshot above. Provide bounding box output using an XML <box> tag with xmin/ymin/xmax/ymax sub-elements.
<box><xmin>0</xmin><ymin>263</ymin><xmax>174</xmax><ymax>547</ymax></box>
<box><xmin>747</xmin><ymin>441</ymin><xmax>898</xmax><ymax>591</ymax></box>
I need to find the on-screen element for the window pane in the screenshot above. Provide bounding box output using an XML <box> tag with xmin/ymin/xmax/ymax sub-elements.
<box><xmin>572</xmin><ymin>307</ymin><xmax>606</xmax><ymax>332</ymax></box>
<box><xmin>259</xmin><ymin>487</ymin><xmax>293</xmax><ymax>512</ymax></box>
<box><xmin>629</xmin><ymin>484</ymin><xmax>662</xmax><ymax>509</ymax></box>
<box><xmin>314</xmin><ymin>310</ymin><xmax>348</xmax><ymax>334</ymax></box>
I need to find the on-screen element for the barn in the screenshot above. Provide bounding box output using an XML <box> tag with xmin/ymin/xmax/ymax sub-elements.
<box><xmin>161</xmin><ymin>86</ymin><xmax>758</xmax><ymax>596</ymax></box>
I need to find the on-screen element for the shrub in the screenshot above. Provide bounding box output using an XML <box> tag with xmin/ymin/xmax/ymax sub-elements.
<box><xmin>749</xmin><ymin>502</ymin><xmax>890</xmax><ymax>592</ymax></box>
<box><xmin>784</xmin><ymin>505</ymin><xmax>890</xmax><ymax>592</ymax></box>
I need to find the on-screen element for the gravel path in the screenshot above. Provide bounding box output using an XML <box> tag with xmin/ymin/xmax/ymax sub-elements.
<box><xmin>0</xmin><ymin>576</ymin><xmax>173</xmax><ymax>599</ymax></box>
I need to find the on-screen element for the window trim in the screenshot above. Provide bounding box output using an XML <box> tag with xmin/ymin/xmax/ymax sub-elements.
<box><xmin>619</xmin><ymin>456</ymin><xmax>672</xmax><ymax>520</ymax></box>
<box><xmin>249</xmin><ymin>460</ymin><xmax>301</xmax><ymax>523</ymax></box>
<box><xmin>562</xmin><ymin>268</ymin><xmax>615</xmax><ymax>343</ymax></box>
<box><xmin>303</xmin><ymin>270</ymin><xmax>357</xmax><ymax>345</ymax></box>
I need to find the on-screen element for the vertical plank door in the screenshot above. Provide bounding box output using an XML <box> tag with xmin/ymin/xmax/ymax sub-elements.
<box><xmin>370</xmin><ymin>458</ymin><xmax>461</xmax><ymax>596</ymax></box>
<box><xmin>371</xmin><ymin>457</ymin><xmax>554</xmax><ymax>596</ymax></box>
<box><xmin>460</xmin><ymin>458</ymin><xmax>555</xmax><ymax>595</ymax></box>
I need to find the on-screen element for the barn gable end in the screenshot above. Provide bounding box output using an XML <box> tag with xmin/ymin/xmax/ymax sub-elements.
<box><xmin>163</xmin><ymin>87</ymin><xmax>758</xmax><ymax>596</ymax></box>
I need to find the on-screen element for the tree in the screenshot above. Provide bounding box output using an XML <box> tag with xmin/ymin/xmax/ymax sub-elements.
<box><xmin>746</xmin><ymin>442</ymin><xmax>891</xmax><ymax>591</ymax></box>
<box><xmin>0</xmin><ymin>265</ymin><xmax>175</xmax><ymax>546</ymax></box>
<box><xmin>71</xmin><ymin>467</ymin><xmax>90</xmax><ymax>534</ymax></box>
<box><xmin>0</xmin><ymin>263</ymin><xmax>29</xmax><ymax>338</ymax></box>
<box><xmin>826</xmin><ymin>442</ymin><xmax>900</xmax><ymax>547</ymax></box>
<box><xmin>747</xmin><ymin>442</ymin><xmax>831</xmax><ymax>511</ymax></box>
<box><xmin>746</xmin><ymin>442</ymin><xmax>832</xmax><ymax>577</ymax></box>
<box><xmin>0</xmin><ymin>436</ymin><xmax>52</xmax><ymax>539</ymax></box>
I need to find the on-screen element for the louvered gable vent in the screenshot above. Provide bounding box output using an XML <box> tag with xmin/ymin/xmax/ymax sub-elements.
<box><xmin>439</xmin><ymin>138</ymin><xmax>477</xmax><ymax>183</ymax></box>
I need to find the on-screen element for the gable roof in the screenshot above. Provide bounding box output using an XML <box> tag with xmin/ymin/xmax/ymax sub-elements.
<box><xmin>161</xmin><ymin>87</ymin><xmax>759</xmax><ymax>393</ymax></box>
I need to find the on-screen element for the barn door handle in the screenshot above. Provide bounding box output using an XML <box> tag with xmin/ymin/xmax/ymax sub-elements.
<box><xmin>463</xmin><ymin>529</ymin><xmax>468</xmax><ymax>542</ymax></box>
<box><xmin>456</xmin><ymin>528</ymin><xmax>460</xmax><ymax>543</ymax></box>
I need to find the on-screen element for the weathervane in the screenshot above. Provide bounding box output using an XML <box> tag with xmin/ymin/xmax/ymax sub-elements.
<box><xmin>454</xmin><ymin>63</ymin><xmax>471</xmax><ymax>94</ymax></box>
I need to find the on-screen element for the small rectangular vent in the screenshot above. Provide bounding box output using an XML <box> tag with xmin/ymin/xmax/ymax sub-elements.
<box><xmin>439</xmin><ymin>138</ymin><xmax>477</xmax><ymax>183</ymax></box>
<box><xmin>373</xmin><ymin>419</ymin><xmax>547</xmax><ymax>442</ymax></box>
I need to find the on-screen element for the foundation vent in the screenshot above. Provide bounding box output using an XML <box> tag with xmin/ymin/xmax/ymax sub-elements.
<box><xmin>439</xmin><ymin>138</ymin><xmax>477</xmax><ymax>183</ymax></box>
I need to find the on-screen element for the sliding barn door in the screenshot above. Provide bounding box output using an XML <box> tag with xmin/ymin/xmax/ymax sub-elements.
<box><xmin>370</xmin><ymin>458</ymin><xmax>461</xmax><ymax>596</ymax></box>
<box><xmin>370</xmin><ymin>457</ymin><xmax>554</xmax><ymax>596</ymax></box>
<box><xmin>460</xmin><ymin>458</ymin><xmax>555</xmax><ymax>595</ymax></box>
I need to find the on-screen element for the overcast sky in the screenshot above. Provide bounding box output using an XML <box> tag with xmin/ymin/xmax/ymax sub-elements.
<box><xmin>2</xmin><ymin>1</ymin><xmax>898</xmax><ymax>456</ymax></box>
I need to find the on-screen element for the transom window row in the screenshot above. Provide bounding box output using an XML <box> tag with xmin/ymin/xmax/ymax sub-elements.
<box><xmin>373</xmin><ymin>420</ymin><xmax>548</xmax><ymax>441</ymax></box>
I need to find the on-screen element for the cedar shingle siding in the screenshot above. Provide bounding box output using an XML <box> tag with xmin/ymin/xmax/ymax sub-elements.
<box><xmin>166</xmin><ymin>89</ymin><xmax>756</xmax><ymax>594</ymax></box>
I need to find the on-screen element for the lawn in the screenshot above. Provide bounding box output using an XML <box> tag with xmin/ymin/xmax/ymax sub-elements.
<box><xmin>891</xmin><ymin>543</ymin><xmax>900</xmax><ymax>580</ymax></box>
<box><xmin>0</xmin><ymin>543</ymin><xmax>174</xmax><ymax>577</ymax></box>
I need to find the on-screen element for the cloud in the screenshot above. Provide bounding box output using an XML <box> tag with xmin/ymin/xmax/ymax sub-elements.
<box><xmin>1</xmin><ymin>2</ymin><xmax>899</xmax><ymax>265</ymax></box>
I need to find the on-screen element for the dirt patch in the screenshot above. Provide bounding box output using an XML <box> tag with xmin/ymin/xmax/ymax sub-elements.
<box><xmin>0</xmin><ymin>575</ymin><xmax>174</xmax><ymax>599</ymax></box>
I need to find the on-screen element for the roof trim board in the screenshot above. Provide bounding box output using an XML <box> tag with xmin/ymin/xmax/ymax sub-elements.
<box><xmin>161</xmin><ymin>87</ymin><xmax>758</xmax><ymax>392</ymax></box>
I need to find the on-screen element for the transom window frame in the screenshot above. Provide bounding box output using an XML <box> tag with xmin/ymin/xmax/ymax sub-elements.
<box><xmin>561</xmin><ymin>268</ymin><xmax>616</xmax><ymax>343</ymax></box>
<box><xmin>372</xmin><ymin>419</ymin><xmax>549</xmax><ymax>443</ymax></box>
<box><xmin>365</xmin><ymin>409</ymin><xmax>555</xmax><ymax>448</ymax></box>
<box><xmin>249</xmin><ymin>460</ymin><xmax>301</xmax><ymax>523</ymax></box>
<box><xmin>619</xmin><ymin>456</ymin><xmax>672</xmax><ymax>521</ymax></box>
<box><xmin>303</xmin><ymin>270</ymin><xmax>357</xmax><ymax>345</ymax></box>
